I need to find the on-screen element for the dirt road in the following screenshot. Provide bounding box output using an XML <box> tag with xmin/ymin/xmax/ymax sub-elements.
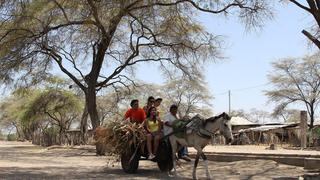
<box><xmin>0</xmin><ymin>141</ymin><xmax>317</xmax><ymax>179</ymax></box>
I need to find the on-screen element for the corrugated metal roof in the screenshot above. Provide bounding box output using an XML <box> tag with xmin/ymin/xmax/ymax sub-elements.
<box><xmin>239</xmin><ymin>124</ymin><xmax>291</xmax><ymax>132</ymax></box>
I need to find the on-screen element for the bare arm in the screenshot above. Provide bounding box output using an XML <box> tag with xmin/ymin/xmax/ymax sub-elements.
<box><xmin>144</xmin><ymin>120</ymin><xmax>151</xmax><ymax>133</ymax></box>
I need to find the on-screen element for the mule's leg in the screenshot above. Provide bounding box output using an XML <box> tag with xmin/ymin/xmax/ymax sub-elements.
<box><xmin>201</xmin><ymin>153</ymin><xmax>211</xmax><ymax>180</ymax></box>
<box><xmin>192</xmin><ymin>152</ymin><xmax>200</xmax><ymax>180</ymax></box>
<box><xmin>169</xmin><ymin>137</ymin><xmax>177</xmax><ymax>176</ymax></box>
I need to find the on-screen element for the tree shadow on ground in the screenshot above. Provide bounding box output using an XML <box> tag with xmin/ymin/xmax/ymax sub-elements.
<box><xmin>0</xmin><ymin>142</ymin><xmax>313</xmax><ymax>180</ymax></box>
<box><xmin>0</xmin><ymin>166</ymin><xmax>188</xmax><ymax>180</ymax></box>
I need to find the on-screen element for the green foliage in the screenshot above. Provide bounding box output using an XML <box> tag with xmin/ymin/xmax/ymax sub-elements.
<box><xmin>0</xmin><ymin>131</ymin><xmax>5</xmax><ymax>140</ymax></box>
<box><xmin>0</xmin><ymin>89</ymin><xmax>36</xmax><ymax>129</ymax></box>
<box><xmin>43</xmin><ymin>126</ymin><xmax>59</xmax><ymax>137</ymax></box>
<box><xmin>7</xmin><ymin>133</ymin><xmax>17</xmax><ymax>141</ymax></box>
<box><xmin>313</xmin><ymin>127</ymin><xmax>320</xmax><ymax>138</ymax></box>
<box><xmin>0</xmin><ymin>86</ymin><xmax>82</xmax><ymax>141</ymax></box>
<box><xmin>0</xmin><ymin>0</ymin><xmax>273</xmax><ymax>87</ymax></box>
<box><xmin>22</xmin><ymin>88</ymin><xmax>82</xmax><ymax>125</ymax></box>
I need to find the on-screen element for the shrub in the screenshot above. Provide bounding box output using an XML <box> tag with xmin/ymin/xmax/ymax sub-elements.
<box><xmin>0</xmin><ymin>132</ymin><xmax>5</xmax><ymax>140</ymax></box>
<box><xmin>7</xmin><ymin>133</ymin><xmax>17</xmax><ymax>141</ymax></box>
<box><xmin>313</xmin><ymin>127</ymin><xmax>320</xmax><ymax>138</ymax></box>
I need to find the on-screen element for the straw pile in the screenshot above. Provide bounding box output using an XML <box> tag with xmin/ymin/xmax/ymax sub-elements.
<box><xmin>94</xmin><ymin>120</ymin><xmax>147</xmax><ymax>155</ymax></box>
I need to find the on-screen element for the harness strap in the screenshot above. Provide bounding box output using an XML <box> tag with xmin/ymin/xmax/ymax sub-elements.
<box><xmin>196</xmin><ymin>131</ymin><xmax>211</xmax><ymax>139</ymax></box>
<box><xmin>162</xmin><ymin>125</ymin><xmax>215</xmax><ymax>140</ymax></box>
<box><xmin>197</xmin><ymin>128</ymin><xmax>214</xmax><ymax>139</ymax></box>
<box><xmin>161</xmin><ymin>115</ymin><xmax>217</xmax><ymax>140</ymax></box>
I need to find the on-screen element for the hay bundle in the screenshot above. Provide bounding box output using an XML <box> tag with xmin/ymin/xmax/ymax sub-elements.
<box><xmin>94</xmin><ymin>126</ymin><xmax>109</xmax><ymax>155</ymax></box>
<box><xmin>101</xmin><ymin>120</ymin><xmax>147</xmax><ymax>155</ymax></box>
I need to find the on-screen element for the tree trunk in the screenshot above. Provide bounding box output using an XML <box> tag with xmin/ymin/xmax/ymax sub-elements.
<box><xmin>310</xmin><ymin>107</ymin><xmax>315</xmax><ymax>129</ymax></box>
<box><xmin>23</xmin><ymin>127</ymin><xmax>32</xmax><ymax>141</ymax></box>
<box><xmin>59</xmin><ymin>128</ymin><xmax>64</xmax><ymax>145</ymax></box>
<box><xmin>13</xmin><ymin>123</ymin><xmax>22</xmax><ymax>140</ymax></box>
<box><xmin>86</xmin><ymin>86</ymin><xmax>104</xmax><ymax>154</ymax></box>
<box><xmin>80</xmin><ymin>104</ymin><xmax>89</xmax><ymax>144</ymax></box>
<box><xmin>86</xmin><ymin>86</ymin><xmax>100</xmax><ymax>130</ymax></box>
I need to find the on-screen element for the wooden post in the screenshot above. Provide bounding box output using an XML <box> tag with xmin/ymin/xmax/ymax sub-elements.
<box><xmin>300</xmin><ymin>111</ymin><xmax>307</xmax><ymax>149</ymax></box>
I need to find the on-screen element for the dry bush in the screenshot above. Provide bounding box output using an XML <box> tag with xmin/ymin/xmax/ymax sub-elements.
<box><xmin>94</xmin><ymin>120</ymin><xmax>147</xmax><ymax>155</ymax></box>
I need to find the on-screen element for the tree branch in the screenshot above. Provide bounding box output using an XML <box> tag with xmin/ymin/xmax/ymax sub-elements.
<box><xmin>129</xmin><ymin>0</ymin><xmax>258</xmax><ymax>14</ymax></box>
<box><xmin>53</xmin><ymin>0</ymin><xmax>69</xmax><ymax>22</ymax></box>
<box><xmin>289</xmin><ymin>0</ymin><xmax>311</xmax><ymax>13</ymax></box>
<box><xmin>302</xmin><ymin>29</ymin><xmax>320</xmax><ymax>49</ymax></box>
<box><xmin>40</xmin><ymin>45</ymin><xmax>86</xmax><ymax>91</ymax></box>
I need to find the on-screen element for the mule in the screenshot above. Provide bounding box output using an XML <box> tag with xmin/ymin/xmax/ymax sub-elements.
<box><xmin>169</xmin><ymin>112</ymin><xmax>233</xmax><ymax>179</ymax></box>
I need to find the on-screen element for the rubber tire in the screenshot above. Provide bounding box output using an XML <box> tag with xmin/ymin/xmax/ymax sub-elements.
<box><xmin>120</xmin><ymin>145</ymin><xmax>140</xmax><ymax>173</ymax></box>
<box><xmin>156</xmin><ymin>140</ymin><xmax>173</xmax><ymax>172</ymax></box>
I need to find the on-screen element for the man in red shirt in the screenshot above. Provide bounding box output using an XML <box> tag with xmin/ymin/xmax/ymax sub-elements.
<box><xmin>124</xmin><ymin>99</ymin><xmax>146</xmax><ymax>124</ymax></box>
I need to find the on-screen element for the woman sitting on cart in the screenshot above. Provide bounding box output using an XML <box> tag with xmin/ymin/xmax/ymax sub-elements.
<box><xmin>145</xmin><ymin>106</ymin><xmax>162</xmax><ymax>159</ymax></box>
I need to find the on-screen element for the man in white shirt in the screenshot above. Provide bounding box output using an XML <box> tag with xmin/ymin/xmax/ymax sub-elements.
<box><xmin>163</xmin><ymin>104</ymin><xmax>191</xmax><ymax>162</ymax></box>
<box><xmin>163</xmin><ymin>104</ymin><xmax>178</xmax><ymax>136</ymax></box>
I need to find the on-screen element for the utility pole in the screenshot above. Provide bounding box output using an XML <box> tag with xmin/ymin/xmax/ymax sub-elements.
<box><xmin>228</xmin><ymin>90</ymin><xmax>231</xmax><ymax>114</ymax></box>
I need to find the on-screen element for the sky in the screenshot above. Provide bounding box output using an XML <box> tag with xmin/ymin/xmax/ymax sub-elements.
<box><xmin>137</xmin><ymin>2</ymin><xmax>317</xmax><ymax>114</ymax></box>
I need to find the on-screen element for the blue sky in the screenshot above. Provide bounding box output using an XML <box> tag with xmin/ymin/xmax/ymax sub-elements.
<box><xmin>137</xmin><ymin>3</ymin><xmax>317</xmax><ymax>114</ymax></box>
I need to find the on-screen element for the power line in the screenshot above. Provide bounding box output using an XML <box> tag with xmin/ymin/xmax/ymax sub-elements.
<box><xmin>214</xmin><ymin>82</ymin><xmax>272</xmax><ymax>113</ymax></box>
<box><xmin>214</xmin><ymin>82</ymin><xmax>271</xmax><ymax>96</ymax></box>
<box><xmin>232</xmin><ymin>82</ymin><xmax>271</xmax><ymax>92</ymax></box>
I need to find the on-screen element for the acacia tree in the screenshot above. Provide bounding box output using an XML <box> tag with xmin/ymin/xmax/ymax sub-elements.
<box><xmin>230</xmin><ymin>109</ymin><xmax>250</xmax><ymax>119</ymax></box>
<box><xmin>272</xmin><ymin>108</ymin><xmax>301</xmax><ymax>123</ymax></box>
<box><xmin>119</xmin><ymin>79</ymin><xmax>213</xmax><ymax>117</ymax></box>
<box><xmin>96</xmin><ymin>79</ymin><xmax>213</xmax><ymax>122</ymax></box>
<box><xmin>231</xmin><ymin>108</ymin><xmax>271</xmax><ymax>124</ymax></box>
<box><xmin>0</xmin><ymin>96</ymin><xmax>26</xmax><ymax>140</ymax></box>
<box><xmin>247</xmin><ymin>108</ymin><xmax>270</xmax><ymax>124</ymax></box>
<box><xmin>96</xmin><ymin>93</ymin><xmax>126</xmax><ymax>125</ymax></box>
<box><xmin>164</xmin><ymin>76</ymin><xmax>213</xmax><ymax>117</ymax></box>
<box><xmin>287</xmin><ymin>0</ymin><xmax>320</xmax><ymax>49</ymax></box>
<box><xmin>0</xmin><ymin>88</ymin><xmax>81</xmax><ymax>142</ymax></box>
<box><xmin>23</xmin><ymin>89</ymin><xmax>82</xmax><ymax>144</ymax></box>
<box><xmin>0</xmin><ymin>1</ymin><xmax>272</xmax><ymax>133</ymax></box>
<box><xmin>265</xmin><ymin>53</ymin><xmax>320</xmax><ymax>128</ymax></box>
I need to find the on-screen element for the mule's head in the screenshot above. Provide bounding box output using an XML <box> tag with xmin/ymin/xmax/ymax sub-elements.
<box><xmin>218</xmin><ymin>112</ymin><xmax>233</xmax><ymax>144</ymax></box>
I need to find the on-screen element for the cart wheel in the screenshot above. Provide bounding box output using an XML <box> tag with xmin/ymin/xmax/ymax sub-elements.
<box><xmin>157</xmin><ymin>140</ymin><xmax>173</xmax><ymax>172</ymax></box>
<box><xmin>121</xmin><ymin>145</ymin><xmax>140</xmax><ymax>173</ymax></box>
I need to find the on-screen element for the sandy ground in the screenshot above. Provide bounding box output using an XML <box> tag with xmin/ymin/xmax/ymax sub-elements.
<box><xmin>189</xmin><ymin>144</ymin><xmax>320</xmax><ymax>156</ymax></box>
<box><xmin>0</xmin><ymin>141</ymin><xmax>319</xmax><ymax>180</ymax></box>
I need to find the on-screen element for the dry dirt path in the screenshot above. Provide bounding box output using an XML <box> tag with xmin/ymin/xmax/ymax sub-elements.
<box><xmin>0</xmin><ymin>141</ymin><xmax>317</xmax><ymax>180</ymax></box>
